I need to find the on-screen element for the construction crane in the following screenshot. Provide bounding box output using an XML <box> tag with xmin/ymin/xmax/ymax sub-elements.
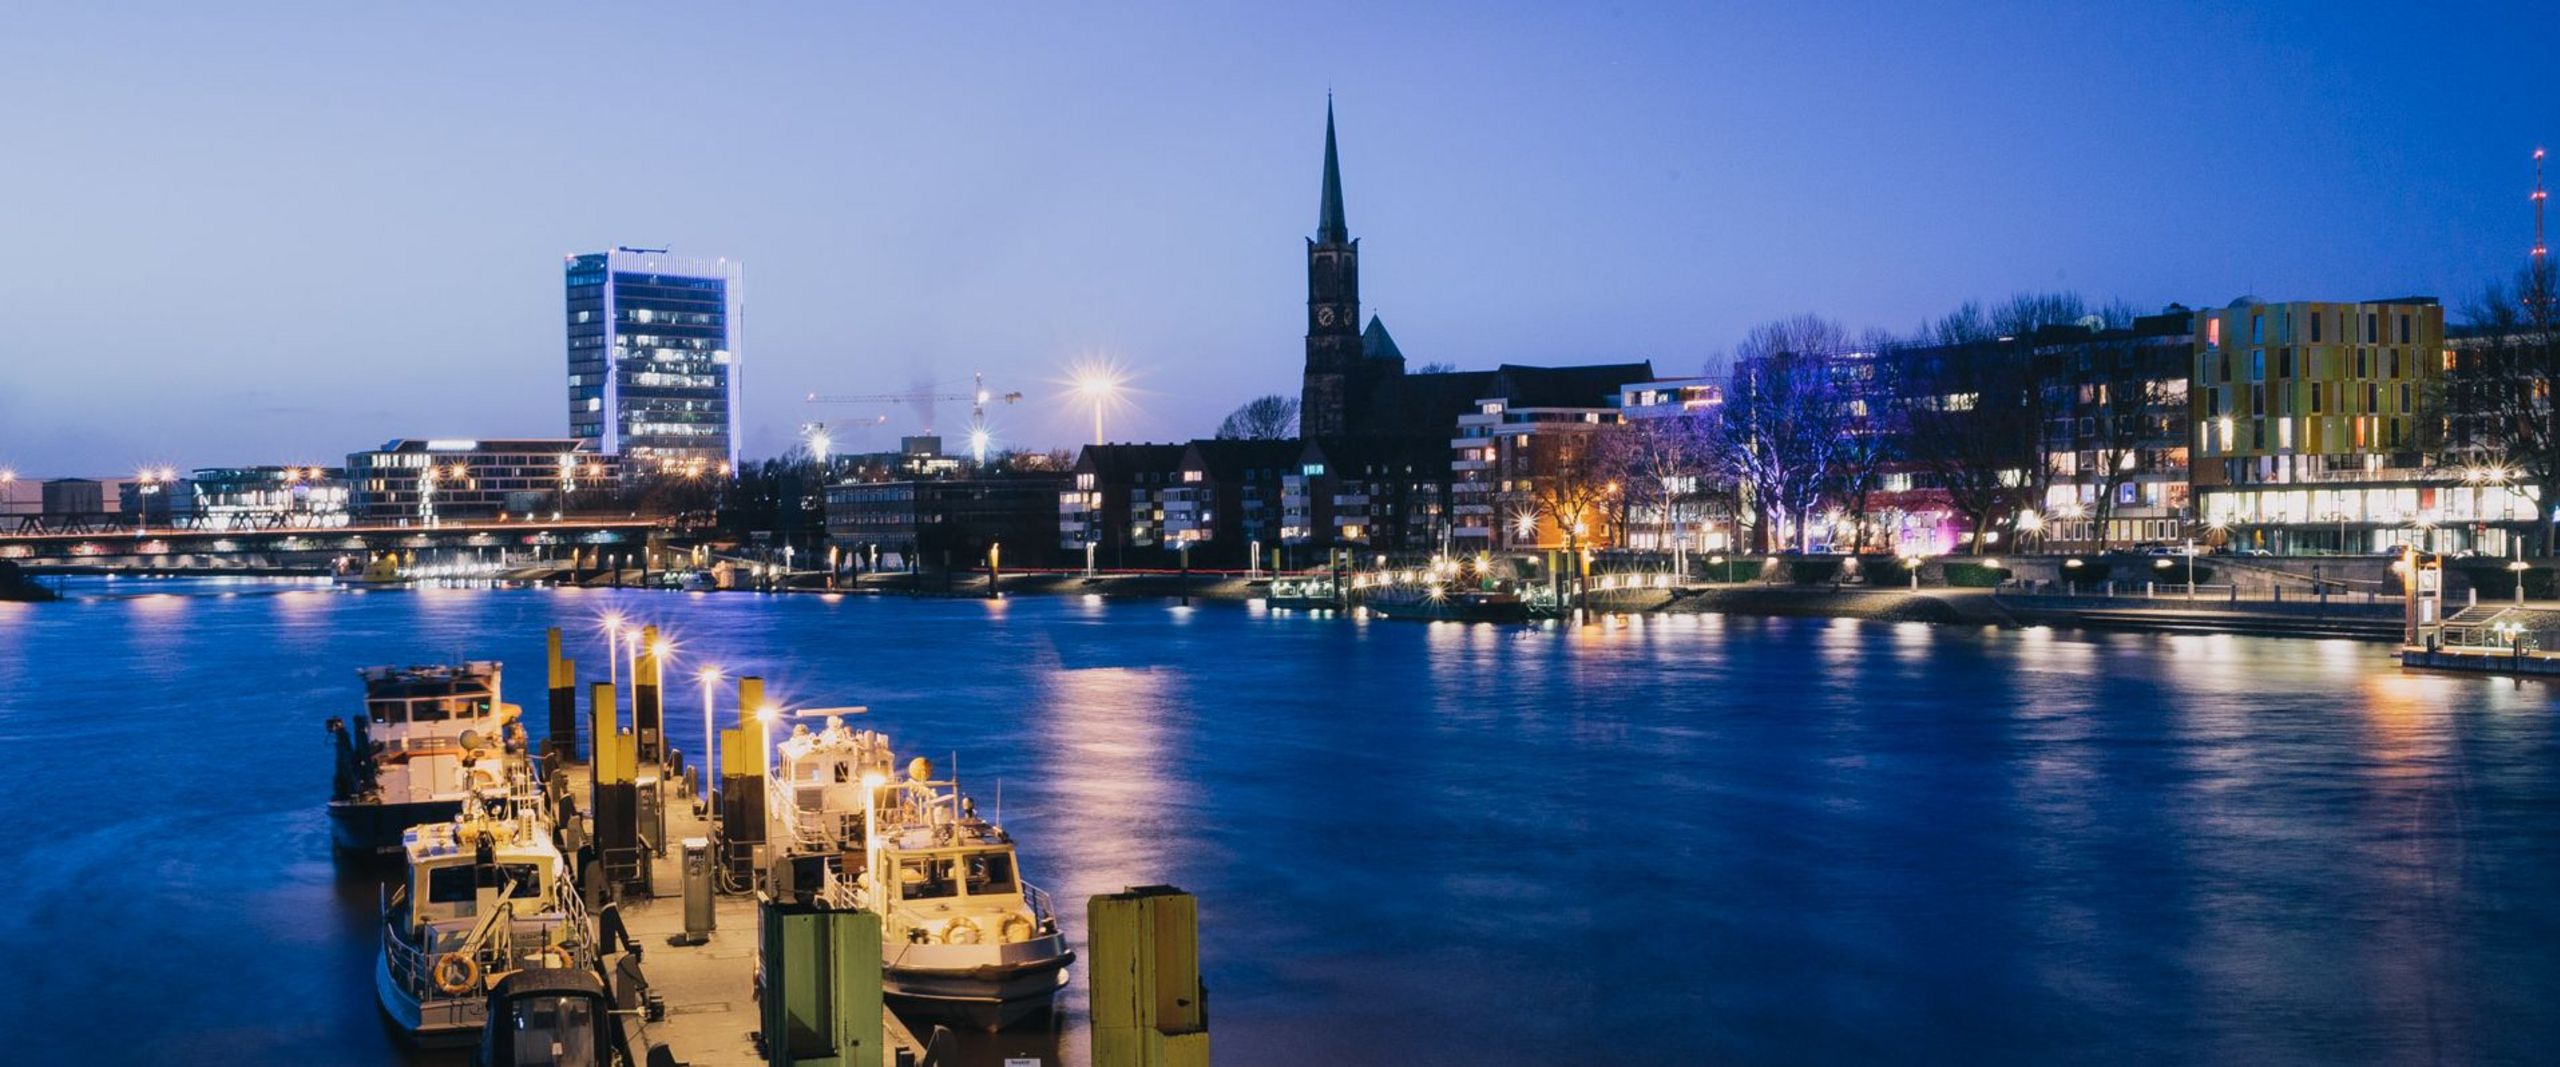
<box><xmin>804</xmin><ymin>371</ymin><xmax>1023</xmax><ymax>464</ymax></box>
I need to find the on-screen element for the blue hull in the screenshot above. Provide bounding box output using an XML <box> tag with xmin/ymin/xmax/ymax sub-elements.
<box><xmin>329</xmin><ymin>799</ymin><xmax>463</xmax><ymax>855</ymax></box>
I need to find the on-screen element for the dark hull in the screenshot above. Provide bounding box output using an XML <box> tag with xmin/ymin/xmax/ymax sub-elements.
<box><xmin>329</xmin><ymin>798</ymin><xmax>464</xmax><ymax>855</ymax></box>
<box><xmin>883</xmin><ymin>958</ymin><xmax>1073</xmax><ymax>1031</ymax></box>
<box><xmin>1366</xmin><ymin>597</ymin><xmax>1532</xmax><ymax>624</ymax></box>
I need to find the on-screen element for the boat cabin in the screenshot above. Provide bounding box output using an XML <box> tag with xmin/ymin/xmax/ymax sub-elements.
<box><xmin>401</xmin><ymin>819</ymin><xmax>561</xmax><ymax>930</ymax></box>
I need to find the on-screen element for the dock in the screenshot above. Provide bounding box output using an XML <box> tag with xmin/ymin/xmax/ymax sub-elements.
<box><xmin>556</xmin><ymin>759</ymin><xmax>932</xmax><ymax>1066</ymax></box>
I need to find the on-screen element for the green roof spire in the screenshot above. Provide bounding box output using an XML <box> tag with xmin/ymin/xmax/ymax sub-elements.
<box><xmin>1318</xmin><ymin>96</ymin><xmax>1348</xmax><ymax>244</ymax></box>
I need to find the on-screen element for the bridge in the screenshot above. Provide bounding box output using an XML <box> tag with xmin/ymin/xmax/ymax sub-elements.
<box><xmin>0</xmin><ymin>516</ymin><xmax>675</xmax><ymax>574</ymax></box>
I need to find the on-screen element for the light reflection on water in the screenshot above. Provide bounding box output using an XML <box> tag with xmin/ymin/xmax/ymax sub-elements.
<box><xmin>0</xmin><ymin>584</ymin><xmax>2555</xmax><ymax>1065</ymax></box>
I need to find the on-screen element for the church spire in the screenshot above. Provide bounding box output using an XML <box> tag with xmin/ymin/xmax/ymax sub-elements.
<box><xmin>1318</xmin><ymin>96</ymin><xmax>1348</xmax><ymax>244</ymax></box>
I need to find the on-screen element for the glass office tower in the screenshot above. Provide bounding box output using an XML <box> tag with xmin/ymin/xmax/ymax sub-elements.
<box><xmin>566</xmin><ymin>248</ymin><xmax>743</xmax><ymax>475</ymax></box>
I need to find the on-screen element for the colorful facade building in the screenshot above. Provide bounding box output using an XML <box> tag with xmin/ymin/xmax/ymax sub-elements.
<box><xmin>2188</xmin><ymin>297</ymin><xmax>2526</xmax><ymax>553</ymax></box>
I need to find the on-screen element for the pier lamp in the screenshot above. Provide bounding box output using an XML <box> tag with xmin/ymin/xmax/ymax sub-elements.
<box><xmin>754</xmin><ymin>703</ymin><xmax>779</xmax><ymax>779</ymax></box>
<box><xmin>696</xmin><ymin>665</ymin><xmax>723</xmax><ymax>795</ymax></box>
<box><xmin>2511</xmin><ymin>559</ymin><xmax>2531</xmax><ymax>606</ymax></box>
<box><xmin>599</xmin><ymin>612</ymin><xmax>626</xmax><ymax>692</ymax></box>
<box><xmin>860</xmin><ymin>769</ymin><xmax>889</xmax><ymax>892</ymax></box>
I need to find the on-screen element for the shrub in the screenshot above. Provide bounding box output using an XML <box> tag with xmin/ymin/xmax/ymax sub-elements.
<box><xmin>1866</xmin><ymin>557</ymin><xmax>1919</xmax><ymax>586</ymax></box>
<box><xmin>1785</xmin><ymin>558</ymin><xmax>1843</xmax><ymax>584</ymax></box>
<box><xmin>1942</xmin><ymin>562</ymin><xmax>2013</xmax><ymax>588</ymax></box>
<box><xmin>1700</xmin><ymin>557</ymin><xmax>1764</xmax><ymax>583</ymax></box>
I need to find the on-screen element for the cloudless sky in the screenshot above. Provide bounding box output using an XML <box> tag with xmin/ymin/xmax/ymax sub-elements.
<box><xmin>3</xmin><ymin>2</ymin><xmax>2555</xmax><ymax>475</ymax></box>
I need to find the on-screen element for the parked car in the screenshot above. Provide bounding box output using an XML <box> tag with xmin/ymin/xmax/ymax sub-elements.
<box><xmin>2142</xmin><ymin>545</ymin><xmax>2183</xmax><ymax>557</ymax></box>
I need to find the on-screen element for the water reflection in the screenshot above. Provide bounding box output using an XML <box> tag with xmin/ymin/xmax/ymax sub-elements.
<box><xmin>1</xmin><ymin>588</ymin><xmax>2556</xmax><ymax>1064</ymax></box>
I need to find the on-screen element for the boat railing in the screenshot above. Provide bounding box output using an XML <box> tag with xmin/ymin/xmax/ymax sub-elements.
<box><xmin>1021</xmin><ymin>879</ymin><xmax>1059</xmax><ymax>926</ymax></box>
<box><xmin>380</xmin><ymin>871</ymin><xmax>593</xmax><ymax>1002</ymax></box>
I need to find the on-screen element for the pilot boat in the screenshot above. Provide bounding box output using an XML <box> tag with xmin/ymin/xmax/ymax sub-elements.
<box><xmin>327</xmin><ymin>662</ymin><xmax>523</xmax><ymax>855</ymax></box>
<box><xmin>377</xmin><ymin>782</ymin><xmax>593</xmax><ymax>1046</ymax></box>
<box><xmin>768</xmin><ymin>718</ymin><xmax>1075</xmax><ymax>1030</ymax></box>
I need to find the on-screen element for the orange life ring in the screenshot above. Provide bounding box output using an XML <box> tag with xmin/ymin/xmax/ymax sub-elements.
<box><xmin>941</xmin><ymin>917</ymin><xmax>982</xmax><ymax>945</ymax></box>
<box><xmin>432</xmin><ymin>951</ymin><xmax>481</xmax><ymax>996</ymax></box>
<box><xmin>999</xmin><ymin>914</ymin><xmax>1034</xmax><ymax>944</ymax></box>
<box><xmin>530</xmin><ymin>945</ymin><xmax>574</xmax><ymax>971</ymax></box>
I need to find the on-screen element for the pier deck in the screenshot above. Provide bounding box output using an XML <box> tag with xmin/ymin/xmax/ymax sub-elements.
<box><xmin>562</xmin><ymin>760</ymin><xmax>928</xmax><ymax>1066</ymax></box>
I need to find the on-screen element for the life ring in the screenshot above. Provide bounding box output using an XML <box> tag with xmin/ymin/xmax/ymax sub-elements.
<box><xmin>466</xmin><ymin>766</ymin><xmax>500</xmax><ymax>792</ymax></box>
<box><xmin>998</xmin><ymin>915</ymin><xmax>1034</xmax><ymax>944</ymax></box>
<box><xmin>941</xmin><ymin>917</ymin><xmax>982</xmax><ymax>946</ymax></box>
<box><xmin>531</xmin><ymin>945</ymin><xmax>575</xmax><ymax>971</ymax></box>
<box><xmin>432</xmin><ymin>951</ymin><xmax>481</xmax><ymax>996</ymax></box>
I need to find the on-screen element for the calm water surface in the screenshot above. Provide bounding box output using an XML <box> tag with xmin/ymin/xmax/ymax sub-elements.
<box><xmin>1</xmin><ymin>581</ymin><xmax>2556</xmax><ymax>1065</ymax></box>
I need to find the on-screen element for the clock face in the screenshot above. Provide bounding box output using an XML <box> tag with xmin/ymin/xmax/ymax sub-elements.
<box><xmin>1317</xmin><ymin>306</ymin><xmax>1336</xmax><ymax>327</ymax></box>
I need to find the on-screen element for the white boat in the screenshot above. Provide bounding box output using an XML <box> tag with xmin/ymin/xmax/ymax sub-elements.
<box><xmin>326</xmin><ymin>662</ymin><xmax>521</xmax><ymax>855</ymax></box>
<box><xmin>769</xmin><ymin>718</ymin><xmax>1075</xmax><ymax>1030</ymax></box>
<box><xmin>375</xmin><ymin>783</ymin><xmax>593</xmax><ymax>1046</ymax></box>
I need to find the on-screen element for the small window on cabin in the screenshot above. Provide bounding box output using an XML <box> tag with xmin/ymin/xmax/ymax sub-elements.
<box><xmin>410</xmin><ymin>700</ymin><xmax>448</xmax><ymax>723</ymax></box>
<box><xmin>369</xmin><ymin>700</ymin><xmax>405</xmax><ymax>725</ymax></box>
<box><xmin>899</xmin><ymin>857</ymin><xmax>958</xmax><ymax>900</ymax></box>
<box><xmin>964</xmin><ymin>853</ymin><xmax>1018</xmax><ymax>896</ymax></box>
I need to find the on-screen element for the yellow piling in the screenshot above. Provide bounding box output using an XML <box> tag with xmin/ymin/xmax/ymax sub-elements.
<box><xmin>591</xmin><ymin>682</ymin><xmax>634</xmax><ymax>785</ymax></box>
<box><xmin>1089</xmin><ymin>885</ymin><xmax>1209</xmax><ymax>1067</ymax></box>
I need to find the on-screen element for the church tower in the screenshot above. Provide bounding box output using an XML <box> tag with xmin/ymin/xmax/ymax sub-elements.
<box><xmin>1301</xmin><ymin>99</ymin><xmax>1363</xmax><ymax>438</ymax></box>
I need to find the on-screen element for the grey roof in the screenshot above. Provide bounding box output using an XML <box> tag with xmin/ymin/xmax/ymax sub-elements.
<box><xmin>1361</xmin><ymin>316</ymin><xmax>1403</xmax><ymax>362</ymax></box>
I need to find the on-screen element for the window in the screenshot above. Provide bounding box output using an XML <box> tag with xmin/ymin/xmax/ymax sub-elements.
<box><xmin>2250</xmin><ymin>350</ymin><xmax>2264</xmax><ymax>382</ymax></box>
<box><xmin>2207</xmin><ymin>317</ymin><xmax>2222</xmax><ymax>346</ymax></box>
<box><xmin>426</xmin><ymin>862</ymin><xmax>543</xmax><ymax>904</ymax></box>
<box><xmin>2399</xmin><ymin>314</ymin><xmax>2411</xmax><ymax>344</ymax></box>
<box><xmin>2251</xmin><ymin>316</ymin><xmax>2264</xmax><ymax>344</ymax></box>
<box><xmin>963</xmin><ymin>852</ymin><xmax>1017</xmax><ymax>896</ymax></box>
<box><xmin>2310</xmin><ymin>314</ymin><xmax>2323</xmax><ymax>343</ymax></box>
<box><xmin>2365</xmin><ymin>312</ymin><xmax>2378</xmax><ymax>343</ymax></box>
<box><xmin>2278</xmin><ymin>348</ymin><xmax>2293</xmax><ymax>376</ymax></box>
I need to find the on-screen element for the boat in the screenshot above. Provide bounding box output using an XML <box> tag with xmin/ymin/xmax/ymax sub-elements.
<box><xmin>327</xmin><ymin>662</ymin><xmax>522</xmax><ymax>855</ymax></box>
<box><xmin>472</xmin><ymin>967</ymin><xmax>646</xmax><ymax>1067</ymax></box>
<box><xmin>768</xmin><ymin>717</ymin><xmax>1075</xmax><ymax>1031</ymax></box>
<box><xmin>377</xmin><ymin>783</ymin><xmax>593</xmax><ymax>1047</ymax></box>
<box><xmin>358</xmin><ymin>553</ymin><xmax>405</xmax><ymax>584</ymax></box>
<box><xmin>1364</xmin><ymin>585</ymin><xmax>1532</xmax><ymax>623</ymax></box>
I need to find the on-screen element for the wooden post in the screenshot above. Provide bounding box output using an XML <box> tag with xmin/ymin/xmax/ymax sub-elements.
<box><xmin>1090</xmin><ymin>885</ymin><xmax>1209</xmax><ymax>1067</ymax></box>
<box><xmin>546</xmin><ymin>628</ymin><xmax>580</xmax><ymax>762</ymax></box>
<box><xmin>635</xmin><ymin>625</ymin><xmax>664</xmax><ymax>763</ymax></box>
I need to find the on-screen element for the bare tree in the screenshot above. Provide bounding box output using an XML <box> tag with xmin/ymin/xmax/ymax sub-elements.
<box><xmin>1825</xmin><ymin>330</ymin><xmax>1905</xmax><ymax>554</ymax></box>
<box><xmin>1600</xmin><ymin>412</ymin><xmax>1727</xmax><ymax>555</ymax></box>
<box><xmin>2452</xmin><ymin>258</ymin><xmax>2560</xmax><ymax>552</ymax></box>
<box><xmin>1414</xmin><ymin>361</ymin><xmax>1459</xmax><ymax>375</ymax></box>
<box><xmin>1215</xmin><ymin>395</ymin><xmax>1300</xmax><ymax>440</ymax></box>
<box><xmin>1720</xmin><ymin>315</ymin><xmax>1852</xmax><ymax>552</ymax></box>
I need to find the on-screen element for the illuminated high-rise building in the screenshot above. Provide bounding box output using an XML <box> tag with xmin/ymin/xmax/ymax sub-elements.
<box><xmin>565</xmin><ymin>247</ymin><xmax>743</xmax><ymax>474</ymax></box>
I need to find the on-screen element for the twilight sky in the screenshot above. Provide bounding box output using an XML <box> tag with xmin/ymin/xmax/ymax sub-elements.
<box><xmin>2</xmin><ymin>2</ymin><xmax>2555</xmax><ymax>475</ymax></box>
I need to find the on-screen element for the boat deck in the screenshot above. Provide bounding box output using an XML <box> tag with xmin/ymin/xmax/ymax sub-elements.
<box><xmin>561</xmin><ymin>760</ymin><xmax>929</xmax><ymax>1066</ymax></box>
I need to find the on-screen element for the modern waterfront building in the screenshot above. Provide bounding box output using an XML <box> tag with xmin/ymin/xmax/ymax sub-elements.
<box><xmin>1285</xmin><ymin>435</ymin><xmax>1455</xmax><ymax>557</ymax></box>
<box><xmin>2186</xmin><ymin>298</ymin><xmax>2523</xmax><ymax>553</ymax></box>
<box><xmin>346</xmin><ymin>439</ymin><xmax>618</xmax><ymax>525</ymax></box>
<box><xmin>824</xmin><ymin>472</ymin><xmax>1067</xmax><ymax>573</ymax></box>
<box><xmin>566</xmin><ymin>248</ymin><xmax>743</xmax><ymax>476</ymax></box>
<box><xmin>2033</xmin><ymin>310</ymin><xmax>2195</xmax><ymax>551</ymax></box>
<box><xmin>188</xmin><ymin>466</ymin><xmax>349</xmax><ymax>529</ymax></box>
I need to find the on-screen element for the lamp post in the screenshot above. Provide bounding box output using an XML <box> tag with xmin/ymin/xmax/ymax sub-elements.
<box><xmin>601</xmin><ymin>612</ymin><xmax>625</xmax><ymax>695</ymax></box>
<box><xmin>2184</xmin><ymin>537</ymin><xmax>2196</xmax><ymax>599</ymax></box>
<box><xmin>697</xmin><ymin>665</ymin><xmax>722</xmax><ymax>795</ymax></box>
<box><xmin>1073</xmin><ymin>368</ymin><xmax>1122</xmax><ymax>447</ymax></box>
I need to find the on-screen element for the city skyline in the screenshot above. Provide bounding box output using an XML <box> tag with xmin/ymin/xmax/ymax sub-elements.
<box><xmin>4</xmin><ymin>3</ymin><xmax>2557</xmax><ymax>476</ymax></box>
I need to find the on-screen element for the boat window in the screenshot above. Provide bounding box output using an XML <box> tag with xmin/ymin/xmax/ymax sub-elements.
<box><xmin>897</xmin><ymin>857</ymin><xmax>958</xmax><ymax>900</ymax></box>
<box><xmin>963</xmin><ymin>853</ymin><xmax>1017</xmax><ymax>896</ymax></box>
<box><xmin>409</xmin><ymin>699</ymin><xmax>448</xmax><ymax>723</ymax></box>
<box><xmin>368</xmin><ymin>700</ymin><xmax>405</xmax><ymax>725</ymax></box>
<box><xmin>427</xmin><ymin>863</ymin><xmax>545</xmax><ymax>904</ymax></box>
<box><xmin>509</xmin><ymin>994</ymin><xmax>599</xmax><ymax>1065</ymax></box>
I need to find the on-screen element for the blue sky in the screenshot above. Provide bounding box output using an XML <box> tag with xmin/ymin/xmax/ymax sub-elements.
<box><xmin>2</xmin><ymin>2</ymin><xmax>2554</xmax><ymax>475</ymax></box>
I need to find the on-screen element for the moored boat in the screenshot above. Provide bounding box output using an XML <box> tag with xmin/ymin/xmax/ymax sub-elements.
<box><xmin>768</xmin><ymin>717</ymin><xmax>1075</xmax><ymax>1031</ymax></box>
<box><xmin>377</xmin><ymin>785</ymin><xmax>592</xmax><ymax>1046</ymax></box>
<box><xmin>327</xmin><ymin>662</ymin><xmax>522</xmax><ymax>855</ymax></box>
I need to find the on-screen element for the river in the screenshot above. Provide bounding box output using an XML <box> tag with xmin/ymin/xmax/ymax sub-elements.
<box><xmin>0</xmin><ymin>580</ymin><xmax>2554</xmax><ymax>1065</ymax></box>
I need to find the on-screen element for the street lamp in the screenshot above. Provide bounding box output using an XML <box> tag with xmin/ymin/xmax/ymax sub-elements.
<box><xmin>697</xmin><ymin>665</ymin><xmax>723</xmax><ymax>795</ymax></box>
<box><xmin>1071</xmin><ymin>365</ymin><xmax>1123</xmax><ymax>446</ymax></box>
